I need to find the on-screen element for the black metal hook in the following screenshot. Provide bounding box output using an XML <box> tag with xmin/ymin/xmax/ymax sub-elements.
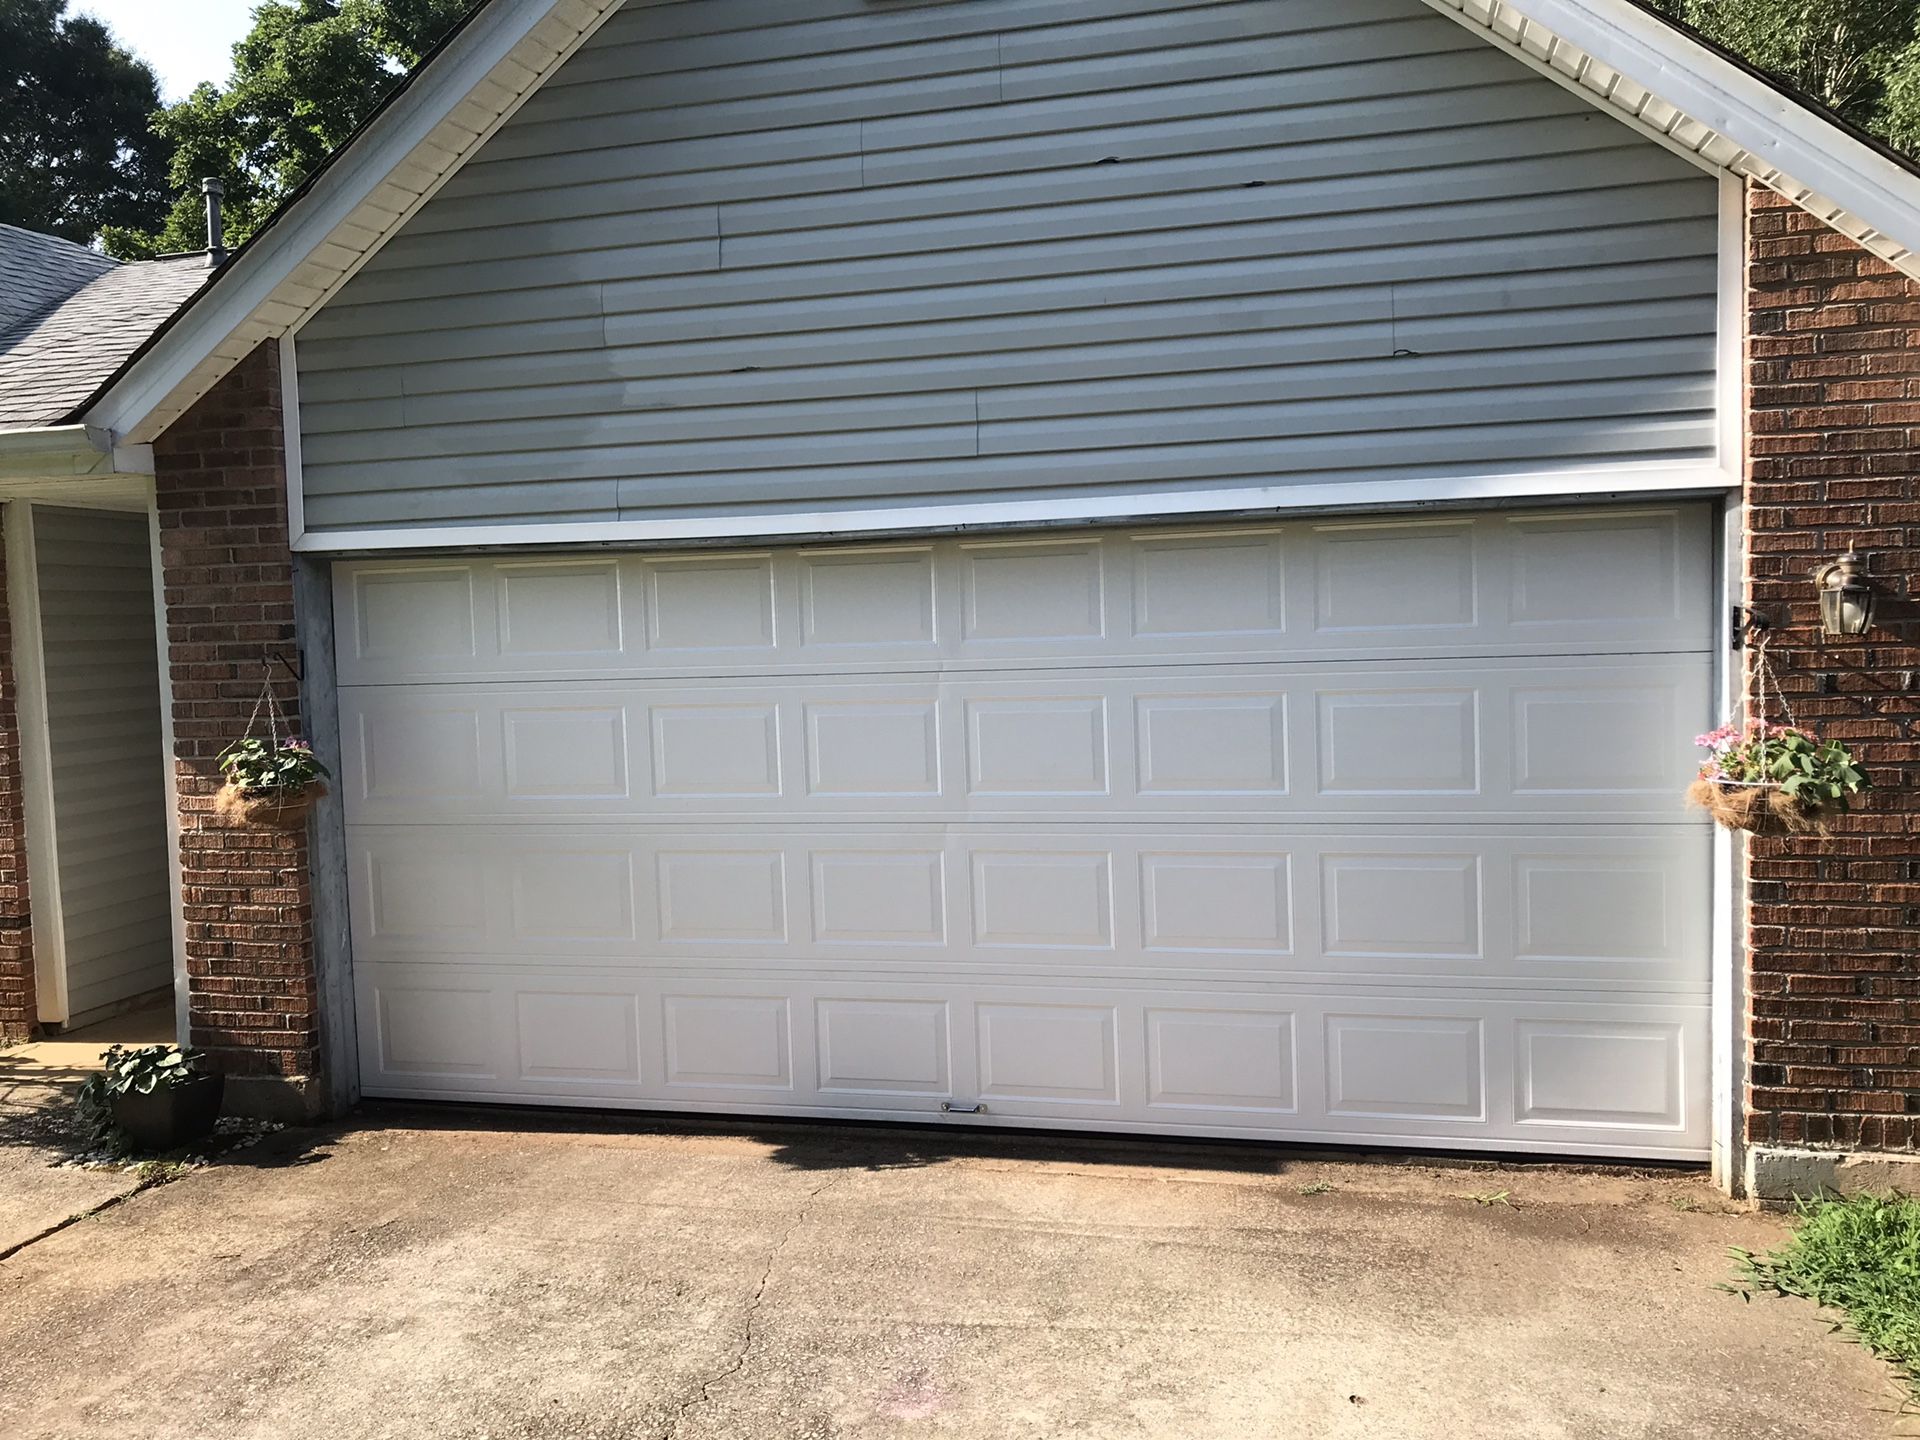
<box><xmin>263</xmin><ymin>645</ymin><xmax>304</xmax><ymax>684</ymax></box>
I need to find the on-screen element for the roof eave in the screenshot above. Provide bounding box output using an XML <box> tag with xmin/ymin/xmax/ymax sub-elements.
<box><xmin>80</xmin><ymin>0</ymin><xmax>623</xmax><ymax>447</ymax></box>
<box><xmin>0</xmin><ymin>424</ymin><xmax>153</xmax><ymax>481</ymax></box>
<box><xmin>1425</xmin><ymin>0</ymin><xmax>1920</xmax><ymax>275</ymax></box>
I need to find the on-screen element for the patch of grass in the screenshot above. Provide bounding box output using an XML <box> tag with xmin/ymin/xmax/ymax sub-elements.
<box><xmin>1296</xmin><ymin>1180</ymin><xmax>1333</xmax><ymax>1196</ymax></box>
<box><xmin>1466</xmin><ymin>1189</ymin><xmax>1513</xmax><ymax>1207</ymax></box>
<box><xmin>131</xmin><ymin>1158</ymin><xmax>192</xmax><ymax>1186</ymax></box>
<box><xmin>1732</xmin><ymin>1192</ymin><xmax>1920</xmax><ymax>1389</ymax></box>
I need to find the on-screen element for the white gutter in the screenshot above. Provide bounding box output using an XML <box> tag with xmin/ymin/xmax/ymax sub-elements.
<box><xmin>0</xmin><ymin>426</ymin><xmax>153</xmax><ymax>481</ymax></box>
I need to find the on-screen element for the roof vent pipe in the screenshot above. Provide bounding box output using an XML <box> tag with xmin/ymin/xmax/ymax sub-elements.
<box><xmin>201</xmin><ymin>177</ymin><xmax>227</xmax><ymax>265</ymax></box>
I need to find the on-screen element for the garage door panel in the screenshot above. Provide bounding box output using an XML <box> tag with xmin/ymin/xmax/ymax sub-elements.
<box><xmin>353</xmin><ymin>960</ymin><xmax>1709</xmax><ymax>1156</ymax></box>
<box><xmin>340</xmin><ymin>658</ymin><xmax>1710</xmax><ymax>823</ymax></box>
<box><xmin>346</xmin><ymin>825</ymin><xmax>1707</xmax><ymax>991</ymax></box>
<box><xmin>340</xmin><ymin>507</ymin><xmax>1715</xmax><ymax>1159</ymax></box>
<box><xmin>333</xmin><ymin>508</ymin><xmax>1713</xmax><ymax>685</ymax></box>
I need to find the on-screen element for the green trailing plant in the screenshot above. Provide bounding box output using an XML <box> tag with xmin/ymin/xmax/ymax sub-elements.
<box><xmin>1688</xmin><ymin>719</ymin><xmax>1871</xmax><ymax>833</ymax></box>
<box><xmin>75</xmin><ymin>1044</ymin><xmax>214</xmax><ymax>1146</ymax></box>
<box><xmin>1696</xmin><ymin>720</ymin><xmax>1871</xmax><ymax>810</ymax></box>
<box><xmin>217</xmin><ymin>735</ymin><xmax>328</xmax><ymax>795</ymax></box>
<box><xmin>1731</xmin><ymin>1191</ymin><xmax>1920</xmax><ymax>1394</ymax></box>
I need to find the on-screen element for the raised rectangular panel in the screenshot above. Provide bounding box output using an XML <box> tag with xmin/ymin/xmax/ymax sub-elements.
<box><xmin>1322</xmin><ymin>855</ymin><xmax>1482</xmax><ymax>958</ymax></box>
<box><xmin>498</xmin><ymin>562</ymin><xmax>623</xmax><ymax>655</ymax></box>
<box><xmin>806</xmin><ymin>701</ymin><xmax>939</xmax><ymax>796</ymax></box>
<box><xmin>817</xmin><ymin>999</ymin><xmax>949</xmax><ymax>1094</ymax></box>
<box><xmin>1141</xmin><ymin>854</ymin><xmax>1291</xmax><ymax>954</ymax></box>
<box><xmin>650</xmin><ymin>703</ymin><xmax>781</xmax><ymax>796</ymax></box>
<box><xmin>503</xmin><ymin>708</ymin><xmax>628</xmax><ymax>798</ymax></box>
<box><xmin>1512</xmin><ymin>685</ymin><xmax>1676</xmax><ymax>793</ymax></box>
<box><xmin>516</xmin><ymin>992</ymin><xmax>641</xmax><ymax>1083</ymax></box>
<box><xmin>511</xmin><ymin>851</ymin><xmax>635</xmax><ymax>942</ymax></box>
<box><xmin>1131</xmin><ymin>530</ymin><xmax>1283</xmax><ymax>638</ymax></box>
<box><xmin>1517</xmin><ymin>1021</ymin><xmax>1683</xmax><ymax>1127</ymax></box>
<box><xmin>977</xmin><ymin>1003</ymin><xmax>1118</xmax><ymax>1103</ymax></box>
<box><xmin>359</xmin><ymin>707</ymin><xmax>482</xmax><ymax>799</ymax></box>
<box><xmin>801</xmin><ymin>548</ymin><xmax>936</xmax><ymax>647</ymax></box>
<box><xmin>972</xmin><ymin>852</ymin><xmax>1112</xmax><ymax>949</ymax></box>
<box><xmin>1147</xmin><ymin>1010</ymin><xmax>1296</xmax><ymax>1111</ymax></box>
<box><xmin>352</xmin><ymin>568</ymin><xmax>475</xmax><ymax>661</ymax></box>
<box><xmin>663</xmin><ymin>995</ymin><xmax>791</xmax><ymax>1089</ymax></box>
<box><xmin>1136</xmin><ymin>695</ymin><xmax>1286</xmax><ymax>794</ymax></box>
<box><xmin>963</xmin><ymin>541</ymin><xmax>1103</xmax><ymax>641</ymax></box>
<box><xmin>1516</xmin><ymin>858</ymin><xmax>1674</xmax><ymax>962</ymax></box>
<box><xmin>367</xmin><ymin>850</ymin><xmax>488</xmax><ymax>941</ymax></box>
<box><xmin>812</xmin><ymin>851</ymin><xmax>945</xmax><ymax>945</ymax></box>
<box><xmin>1317</xmin><ymin>690</ymin><xmax>1478</xmax><ymax>794</ymax></box>
<box><xmin>376</xmin><ymin>986</ymin><xmax>494</xmax><ymax>1077</ymax></box>
<box><xmin>966</xmin><ymin>698</ymin><xmax>1107</xmax><ymax>795</ymax></box>
<box><xmin>1313</xmin><ymin>522</ymin><xmax>1475</xmax><ymax>631</ymax></box>
<box><xmin>657</xmin><ymin>851</ymin><xmax>787</xmax><ymax>942</ymax></box>
<box><xmin>1326</xmin><ymin>1015</ymin><xmax>1484</xmax><ymax>1119</ymax></box>
<box><xmin>1509</xmin><ymin>512</ymin><xmax>1681</xmax><ymax>625</ymax></box>
<box><xmin>644</xmin><ymin>555</ymin><xmax>776</xmax><ymax>650</ymax></box>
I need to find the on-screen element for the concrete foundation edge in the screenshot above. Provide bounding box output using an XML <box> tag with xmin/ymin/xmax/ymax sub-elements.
<box><xmin>224</xmin><ymin>1074</ymin><xmax>327</xmax><ymax>1125</ymax></box>
<box><xmin>1744</xmin><ymin>1144</ymin><xmax>1920</xmax><ymax>1201</ymax></box>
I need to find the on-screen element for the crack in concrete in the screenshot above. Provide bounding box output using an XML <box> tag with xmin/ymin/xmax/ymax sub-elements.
<box><xmin>0</xmin><ymin>1176</ymin><xmax>162</xmax><ymax>1264</ymax></box>
<box><xmin>659</xmin><ymin>1174</ymin><xmax>836</xmax><ymax>1440</ymax></box>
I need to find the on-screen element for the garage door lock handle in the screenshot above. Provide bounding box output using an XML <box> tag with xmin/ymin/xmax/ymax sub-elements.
<box><xmin>941</xmin><ymin>1101</ymin><xmax>986</xmax><ymax>1115</ymax></box>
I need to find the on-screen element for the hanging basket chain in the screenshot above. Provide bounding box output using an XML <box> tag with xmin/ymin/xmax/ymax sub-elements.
<box><xmin>240</xmin><ymin>662</ymin><xmax>291</xmax><ymax>755</ymax></box>
<box><xmin>1721</xmin><ymin>634</ymin><xmax>1797</xmax><ymax>792</ymax></box>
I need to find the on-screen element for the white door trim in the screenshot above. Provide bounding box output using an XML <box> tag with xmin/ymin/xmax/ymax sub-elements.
<box><xmin>4</xmin><ymin>501</ymin><xmax>66</xmax><ymax>1025</ymax></box>
<box><xmin>290</xmin><ymin>465</ymin><xmax>1738</xmax><ymax>555</ymax></box>
<box><xmin>145</xmin><ymin>486</ymin><xmax>191</xmax><ymax>1048</ymax></box>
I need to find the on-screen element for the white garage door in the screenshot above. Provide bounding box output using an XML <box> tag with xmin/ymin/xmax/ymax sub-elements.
<box><xmin>336</xmin><ymin>506</ymin><xmax>1715</xmax><ymax>1158</ymax></box>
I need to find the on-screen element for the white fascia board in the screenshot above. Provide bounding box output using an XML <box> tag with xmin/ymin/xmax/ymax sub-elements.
<box><xmin>1426</xmin><ymin>0</ymin><xmax>1920</xmax><ymax>277</ymax></box>
<box><xmin>81</xmin><ymin>0</ymin><xmax>623</xmax><ymax>447</ymax></box>
<box><xmin>0</xmin><ymin>426</ymin><xmax>110</xmax><ymax>479</ymax></box>
<box><xmin>0</xmin><ymin>426</ymin><xmax>154</xmax><ymax>481</ymax></box>
<box><xmin>292</xmin><ymin>464</ymin><xmax>1738</xmax><ymax>554</ymax></box>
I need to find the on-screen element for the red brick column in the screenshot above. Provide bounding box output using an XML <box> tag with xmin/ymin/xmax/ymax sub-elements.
<box><xmin>152</xmin><ymin>340</ymin><xmax>322</xmax><ymax>1114</ymax></box>
<box><xmin>0</xmin><ymin>515</ymin><xmax>36</xmax><ymax>1042</ymax></box>
<box><xmin>1744</xmin><ymin>185</ymin><xmax>1920</xmax><ymax>1155</ymax></box>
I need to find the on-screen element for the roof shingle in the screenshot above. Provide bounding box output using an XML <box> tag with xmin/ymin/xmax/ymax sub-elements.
<box><xmin>0</xmin><ymin>235</ymin><xmax>213</xmax><ymax>430</ymax></box>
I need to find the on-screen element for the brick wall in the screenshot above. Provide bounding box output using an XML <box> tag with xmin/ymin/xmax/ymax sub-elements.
<box><xmin>0</xmin><ymin>516</ymin><xmax>34</xmax><ymax>1042</ymax></box>
<box><xmin>152</xmin><ymin>340</ymin><xmax>321</xmax><ymax>1101</ymax></box>
<box><xmin>1744</xmin><ymin>184</ymin><xmax>1920</xmax><ymax>1152</ymax></box>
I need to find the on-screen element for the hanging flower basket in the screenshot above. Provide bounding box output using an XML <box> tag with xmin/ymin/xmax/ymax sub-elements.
<box><xmin>215</xmin><ymin>676</ymin><xmax>330</xmax><ymax>828</ymax></box>
<box><xmin>1687</xmin><ymin>720</ymin><xmax>1869</xmax><ymax>837</ymax></box>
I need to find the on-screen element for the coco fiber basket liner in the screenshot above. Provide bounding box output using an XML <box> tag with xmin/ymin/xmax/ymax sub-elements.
<box><xmin>1685</xmin><ymin>778</ymin><xmax>1833</xmax><ymax>836</ymax></box>
<box><xmin>214</xmin><ymin>781</ymin><xmax>324</xmax><ymax>828</ymax></box>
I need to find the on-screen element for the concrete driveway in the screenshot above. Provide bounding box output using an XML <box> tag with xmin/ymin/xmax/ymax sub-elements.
<box><xmin>0</xmin><ymin>1108</ymin><xmax>1902</xmax><ymax>1440</ymax></box>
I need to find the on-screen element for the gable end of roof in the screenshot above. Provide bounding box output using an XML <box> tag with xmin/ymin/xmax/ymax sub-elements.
<box><xmin>69</xmin><ymin>0</ymin><xmax>1920</xmax><ymax>450</ymax></box>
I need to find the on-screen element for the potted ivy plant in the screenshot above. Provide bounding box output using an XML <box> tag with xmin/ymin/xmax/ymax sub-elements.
<box><xmin>1687</xmin><ymin>719</ymin><xmax>1870</xmax><ymax>835</ymax></box>
<box><xmin>76</xmin><ymin>1044</ymin><xmax>225</xmax><ymax>1153</ymax></box>
<box><xmin>215</xmin><ymin>734</ymin><xmax>329</xmax><ymax>826</ymax></box>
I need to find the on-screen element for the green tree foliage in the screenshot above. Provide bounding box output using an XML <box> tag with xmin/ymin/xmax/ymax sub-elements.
<box><xmin>0</xmin><ymin>0</ymin><xmax>170</xmax><ymax>245</ymax></box>
<box><xmin>1648</xmin><ymin>0</ymin><xmax>1920</xmax><ymax>151</ymax></box>
<box><xmin>102</xmin><ymin>0</ymin><xmax>469</xmax><ymax>259</ymax></box>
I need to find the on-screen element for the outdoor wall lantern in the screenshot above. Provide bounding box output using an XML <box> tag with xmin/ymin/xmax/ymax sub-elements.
<box><xmin>1815</xmin><ymin>552</ymin><xmax>1876</xmax><ymax>638</ymax></box>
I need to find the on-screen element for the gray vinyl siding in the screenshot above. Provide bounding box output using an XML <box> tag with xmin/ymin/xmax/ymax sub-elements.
<box><xmin>295</xmin><ymin>0</ymin><xmax>1723</xmax><ymax>537</ymax></box>
<box><xmin>33</xmin><ymin>508</ymin><xmax>172</xmax><ymax>1025</ymax></box>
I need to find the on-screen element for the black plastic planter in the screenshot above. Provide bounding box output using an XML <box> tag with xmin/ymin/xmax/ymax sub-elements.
<box><xmin>109</xmin><ymin>1073</ymin><xmax>225</xmax><ymax>1152</ymax></box>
